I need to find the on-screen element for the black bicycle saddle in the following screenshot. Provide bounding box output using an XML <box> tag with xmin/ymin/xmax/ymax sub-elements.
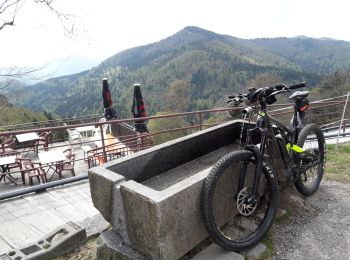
<box><xmin>289</xmin><ymin>91</ymin><xmax>309</xmax><ymax>99</ymax></box>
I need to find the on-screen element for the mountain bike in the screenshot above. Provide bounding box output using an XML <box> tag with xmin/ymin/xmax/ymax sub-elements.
<box><xmin>201</xmin><ymin>82</ymin><xmax>325</xmax><ymax>251</ymax></box>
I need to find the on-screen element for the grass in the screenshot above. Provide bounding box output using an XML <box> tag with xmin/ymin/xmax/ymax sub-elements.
<box><xmin>275</xmin><ymin>207</ymin><xmax>293</xmax><ymax>223</ymax></box>
<box><xmin>55</xmin><ymin>236</ymin><xmax>97</xmax><ymax>260</ymax></box>
<box><xmin>255</xmin><ymin>207</ymin><xmax>293</xmax><ymax>260</ymax></box>
<box><xmin>325</xmin><ymin>143</ymin><xmax>350</xmax><ymax>183</ymax></box>
<box><xmin>243</xmin><ymin>230</ymin><xmax>276</xmax><ymax>260</ymax></box>
<box><xmin>256</xmin><ymin>231</ymin><xmax>275</xmax><ymax>260</ymax></box>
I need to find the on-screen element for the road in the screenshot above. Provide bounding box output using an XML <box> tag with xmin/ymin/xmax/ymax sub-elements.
<box><xmin>273</xmin><ymin>181</ymin><xmax>350</xmax><ymax>260</ymax></box>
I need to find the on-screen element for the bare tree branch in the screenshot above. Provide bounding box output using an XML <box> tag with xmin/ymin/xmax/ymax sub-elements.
<box><xmin>0</xmin><ymin>20</ymin><xmax>13</xmax><ymax>30</ymax></box>
<box><xmin>0</xmin><ymin>65</ymin><xmax>51</xmax><ymax>89</ymax></box>
<box><xmin>0</xmin><ymin>66</ymin><xmax>44</xmax><ymax>78</ymax></box>
<box><xmin>0</xmin><ymin>77</ymin><xmax>16</xmax><ymax>89</ymax></box>
<box><xmin>0</xmin><ymin>0</ymin><xmax>20</xmax><ymax>14</ymax></box>
<box><xmin>0</xmin><ymin>0</ymin><xmax>82</xmax><ymax>86</ymax></box>
<box><xmin>0</xmin><ymin>0</ymin><xmax>77</xmax><ymax>37</ymax></box>
<box><xmin>0</xmin><ymin>0</ymin><xmax>21</xmax><ymax>30</ymax></box>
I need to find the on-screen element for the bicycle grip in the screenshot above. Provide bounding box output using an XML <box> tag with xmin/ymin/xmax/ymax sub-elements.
<box><xmin>289</xmin><ymin>82</ymin><xmax>306</xmax><ymax>90</ymax></box>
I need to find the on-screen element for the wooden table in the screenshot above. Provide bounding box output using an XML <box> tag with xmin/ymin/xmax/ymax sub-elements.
<box><xmin>0</xmin><ymin>155</ymin><xmax>17</xmax><ymax>184</ymax></box>
<box><xmin>16</xmin><ymin>133</ymin><xmax>40</xmax><ymax>143</ymax></box>
<box><xmin>38</xmin><ymin>150</ymin><xmax>67</xmax><ymax>181</ymax></box>
<box><xmin>16</xmin><ymin>132</ymin><xmax>41</xmax><ymax>155</ymax></box>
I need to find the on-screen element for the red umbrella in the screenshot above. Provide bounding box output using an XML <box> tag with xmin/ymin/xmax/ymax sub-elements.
<box><xmin>102</xmin><ymin>78</ymin><xmax>117</xmax><ymax>120</ymax></box>
<box><xmin>131</xmin><ymin>83</ymin><xmax>148</xmax><ymax>133</ymax></box>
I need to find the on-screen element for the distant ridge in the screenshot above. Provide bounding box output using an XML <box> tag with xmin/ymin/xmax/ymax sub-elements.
<box><xmin>6</xmin><ymin>26</ymin><xmax>350</xmax><ymax>117</ymax></box>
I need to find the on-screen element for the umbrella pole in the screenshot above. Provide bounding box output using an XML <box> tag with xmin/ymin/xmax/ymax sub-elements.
<box><xmin>100</xmin><ymin>125</ymin><xmax>108</xmax><ymax>163</ymax></box>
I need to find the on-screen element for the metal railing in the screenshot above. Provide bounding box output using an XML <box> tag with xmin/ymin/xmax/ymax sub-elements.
<box><xmin>1</xmin><ymin>98</ymin><xmax>349</xmax><ymax>160</ymax></box>
<box><xmin>0</xmin><ymin>94</ymin><xmax>349</xmax><ymax>199</ymax></box>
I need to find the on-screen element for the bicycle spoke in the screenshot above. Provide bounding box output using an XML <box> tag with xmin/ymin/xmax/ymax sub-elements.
<box><xmin>211</xmin><ymin>158</ymin><xmax>274</xmax><ymax>243</ymax></box>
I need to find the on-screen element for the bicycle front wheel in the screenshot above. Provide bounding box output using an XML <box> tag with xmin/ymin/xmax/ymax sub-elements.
<box><xmin>201</xmin><ymin>150</ymin><xmax>278</xmax><ymax>251</ymax></box>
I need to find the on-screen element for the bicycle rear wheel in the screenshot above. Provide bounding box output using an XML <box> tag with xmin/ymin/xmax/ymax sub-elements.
<box><xmin>201</xmin><ymin>150</ymin><xmax>278</xmax><ymax>251</ymax></box>
<box><xmin>295</xmin><ymin>124</ymin><xmax>325</xmax><ymax>196</ymax></box>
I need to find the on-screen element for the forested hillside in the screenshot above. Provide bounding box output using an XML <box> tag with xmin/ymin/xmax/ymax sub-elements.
<box><xmin>0</xmin><ymin>95</ymin><xmax>53</xmax><ymax>128</ymax></box>
<box><xmin>252</xmin><ymin>37</ymin><xmax>350</xmax><ymax>74</ymax></box>
<box><xmin>5</xmin><ymin>26</ymin><xmax>350</xmax><ymax>118</ymax></box>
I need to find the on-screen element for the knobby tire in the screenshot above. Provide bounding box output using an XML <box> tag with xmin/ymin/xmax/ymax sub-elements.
<box><xmin>201</xmin><ymin>150</ymin><xmax>279</xmax><ymax>251</ymax></box>
<box><xmin>295</xmin><ymin>124</ymin><xmax>325</xmax><ymax>196</ymax></box>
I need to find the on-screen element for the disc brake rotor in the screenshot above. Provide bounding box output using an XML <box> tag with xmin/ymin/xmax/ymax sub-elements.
<box><xmin>237</xmin><ymin>187</ymin><xmax>258</xmax><ymax>216</ymax></box>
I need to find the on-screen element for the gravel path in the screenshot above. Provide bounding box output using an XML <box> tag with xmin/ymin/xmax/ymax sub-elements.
<box><xmin>273</xmin><ymin>181</ymin><xmax>350</xmax><ymax>260</ymax></box>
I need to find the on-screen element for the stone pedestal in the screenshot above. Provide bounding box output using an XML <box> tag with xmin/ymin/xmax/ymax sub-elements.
<box><xmin>96</xmin><ymin>229</ymin><xmax>145</xmax><ymax>260</ymax></box>
<box><xmin>89</xmin><ymin>120</ymin><xmax>286</xmax><ymax>259</ymax></box>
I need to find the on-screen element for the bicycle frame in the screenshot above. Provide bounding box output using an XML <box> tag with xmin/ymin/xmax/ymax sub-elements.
<box><xmin>239</xmin><ymin>99</ymin><xmax>306</xmax><ymax>201</ymax></box>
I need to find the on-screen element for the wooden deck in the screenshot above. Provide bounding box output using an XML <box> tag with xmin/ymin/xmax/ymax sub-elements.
<box><xmin>0</xmin><ymin>133</ymin><xmax>130</xmax><ymax>255</ymax></box>
<box><xmin>0</xmin><ymin>180</ymin><xmax>100</xmax><ymax>255</ymax></box>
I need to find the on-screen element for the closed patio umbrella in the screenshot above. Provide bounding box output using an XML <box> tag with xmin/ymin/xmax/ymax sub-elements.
<box><xmin>131</xmin><ymin>83</ymin><xmax>148</xmax><ymax>133</ymax></box>
<box><xmin>102</xmin><ymin>78</ymin><xmax>118</xmax><ymax>120</ymax></box>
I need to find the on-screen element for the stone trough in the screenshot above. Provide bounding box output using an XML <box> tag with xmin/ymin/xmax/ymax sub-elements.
<box><xmin>89</xmin><ymin>120</ymin><xmax>283</xmax><ymax>259</ymax></box>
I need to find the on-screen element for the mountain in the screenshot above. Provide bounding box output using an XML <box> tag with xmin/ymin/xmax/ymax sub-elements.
<box><xmin>5</xmin><ymin>26</ymin><xmax>350</xmax><ymax>118</ymax></box>
<box><xmin>0</xmin><ymin>79</ymin><xmax>27</xmax><ymax>92</ymax></box>
<box><xmin>0</xmin><ymin>94</ymin><xmax>53</xmax><ymax>128</ymax></box>
<box><xmin>251</xmin><ymin>36</ymin><xmax>350</xmax><ymax>74</ymax></box>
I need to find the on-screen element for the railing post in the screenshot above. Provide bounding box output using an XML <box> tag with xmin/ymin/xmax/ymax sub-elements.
<box><xmin>100</xmin><ymin>124</ymin><xmax>108</xmax><ymax>163</ymax></box>
<box><xmin>199</xmin><ymin>113</ymin><xmax>203</xmax><ymax>131</ymax></box>
<box><xmin>336</xmin><ymin>92</ymin><xmax>350</xmax><ymax>149</ymax></box>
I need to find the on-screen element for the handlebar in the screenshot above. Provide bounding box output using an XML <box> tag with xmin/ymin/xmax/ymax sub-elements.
<box><xmin>288</xmin><ymin>82</ymin><xmax>306</xmax><ymax>90</ymax></box>
<box><xmin>227</xmin><ymin>82</ymin><xmax>306</xmax><ymax>105</ymax></box>
<box><xmin>227</xmin><ymin>94</ymin><xmax>248</xmax><ymax>106</ymax></box>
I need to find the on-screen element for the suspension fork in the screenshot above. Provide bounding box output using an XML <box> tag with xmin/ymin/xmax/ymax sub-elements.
<box><xmin>237</xmin><ymin>161</ymin><xmax>247</xmax><ymax>195</ymax></box>
<box><xmin>237</xmin><ymin>129</ymin><xmax>267</xmax><ymax>203</ymax></box>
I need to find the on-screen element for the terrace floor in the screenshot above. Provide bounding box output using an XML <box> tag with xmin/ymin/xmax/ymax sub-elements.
<box><xmin>0</xmin><ymin>180</ymin><xmax>109</xmax><ymax>255</ymax></box>
<box><xmin>0</xmin><ymin>138</ymin><xmax>115</xmax><ymax>255</ymax></box>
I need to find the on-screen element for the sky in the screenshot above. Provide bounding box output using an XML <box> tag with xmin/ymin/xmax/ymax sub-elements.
<box><xmin>1</xmin><ymin>0</ymin><xmax>350</xmax><ymax>73</ymax></box>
